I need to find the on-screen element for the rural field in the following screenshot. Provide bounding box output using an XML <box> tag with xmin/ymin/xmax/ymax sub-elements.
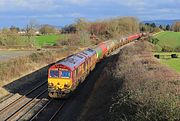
<box><xmin>34</xmin><ymin>34</ymin><xmax>66</xmax><ymax>47</ymax></box>
<box><xmin>153</xmin><ymin>32</ymin><xmax>180</xmax><ymax>72</ymax></box>
<box><xmin>154</xmin><ymin>31</ymin><xmax>180</xmax><ymax>49</ymax></box>
<box><xmin>160</xmin><ymin>58</ymin><xmax>180</xmax><ymax>72</ymax></box>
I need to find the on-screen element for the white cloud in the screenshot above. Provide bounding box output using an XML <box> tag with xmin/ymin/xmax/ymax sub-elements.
<box><xmin>0</xmin><ymin>0</ymin><xmax>180</xmax><ymax>27</ymax></box>
<box><xmin>66</xmin><ymin>0</ymin><xmax>90</xmax><ymax>5</ymax></box>
<box><xmin>0</xmin><ymin>12</ymin><xmax>84</xmax><ymax>19</ymax></box>
<box><xmin>0</xmin><ymin>0</ymin><xmax>61</xmax><ymax>11</ymax></box>
<box><xmin>120</xmin><ymin>0</ymin><xmax>148</xmax><ymax>7</ymax></box>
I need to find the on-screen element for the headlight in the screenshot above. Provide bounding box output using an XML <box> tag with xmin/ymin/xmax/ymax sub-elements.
<box><xmin>64</xmin><ymin>84</ymin><xmax>70</xmax><ymax>88</ymax></box>
<box><xmin>48</xmin><ymin>83</ymin><xmax>53</xmax><ymax>86</ymax></box>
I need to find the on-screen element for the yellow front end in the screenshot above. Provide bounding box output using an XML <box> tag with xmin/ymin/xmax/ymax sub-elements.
<box><xmin>48</xmin><ymin>78</ymin><xmax>73</xmax><ymax>98</ymax></box>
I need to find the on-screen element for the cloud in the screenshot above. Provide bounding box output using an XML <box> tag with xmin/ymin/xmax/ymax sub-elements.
<box><xmin>0</xmin><ymin>12</ymin><xmax>84</xmax><ymax>19</ymax></box>
<box><xmin>65</xmin><ymin>0</ymin><xmax>90</xmax><ymax>5</ymax></box>
<box><xmin>0</xmin><ymin>0</ymin><xmax>180</xmax><ymax>27</ymax></box>
<box><xmin>0</xmin><ymin>0</ymin><xmax>61</xmax><ymax>11</ymax></box>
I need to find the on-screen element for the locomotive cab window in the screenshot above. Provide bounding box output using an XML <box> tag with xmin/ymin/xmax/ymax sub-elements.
<box><xmin>61</xmin><ymin>70</ymin><xmax>71</xmax><ymax>78</ymax></box>
<box><xmin>50</xmin><ymin>70</ymin><xmax>59</xmax><ymax>78</ymax></box>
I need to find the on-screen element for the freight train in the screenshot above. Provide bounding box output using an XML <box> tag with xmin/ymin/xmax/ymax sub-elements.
<box><xmin>48</xmin><ymin>33</ymin><xmax>145</xmax><ymax>98</ymax></box>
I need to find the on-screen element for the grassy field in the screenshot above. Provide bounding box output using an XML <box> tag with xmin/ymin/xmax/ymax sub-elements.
<box><xmin>160</xmin><ymin>58</ymin><xmax>180</xmax><ymax>72</ymax></box>
<box><xmin>154</xmin><ymin>31</ymin><xmax>180</xmax><ymax>49</ymax></box>
<box><xmin>153</xmin><ymin>32</ymin><xmax>180</xmax><ymax>72</ymax></box>
<box><xmin>155</xmin><ymin>53</ymin><xmax>180</xmax><ymax>72</ymax></box>
<box><xmin>34</xmin><ymin>34</ymin><xmax>65</xmax><ymax>47</ymax></box>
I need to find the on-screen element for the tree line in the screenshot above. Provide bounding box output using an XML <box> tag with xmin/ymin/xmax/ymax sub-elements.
<box><xmin>140</xmin><ymin>21</ymin><xmax>180</xmax><ymax>32</ymax></box>
<box><xmin>1</xmin><ymin>17</ymin><xmax>180</xmax><ymax>48</ymax></box>
<box><xmin>62</xmin><ymin>17</ymin><xmax>140</xmax><ymax>40</ymax></box>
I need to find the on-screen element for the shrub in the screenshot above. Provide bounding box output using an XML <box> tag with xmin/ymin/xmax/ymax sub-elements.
<box><xmin>175</xmin><ymin>46</ymin><xmax>180</xmax><ymax>52</ymax></box>
<box><xmin>149</xmin><ymin>37</ymin><xmax>159</xmax><ymax>45</ymax></box>
<box><xmin>152</xmin><ymin>27</ymin><xmax>161</xmax><ymax>33</ymax></box>
<box><xmin>52</xmin><ymin>43</ymin><xmax>58</xmax><ymax>46</ymax></box>
<box><xmin>162</xmin><ymin>46</ymin><xmax>173</xmax><ymax>52</ymax></box>
<box><xmin>58</xmin><ymin>32</ymin><xmax>92</xmax><ymax>46</ymax></box>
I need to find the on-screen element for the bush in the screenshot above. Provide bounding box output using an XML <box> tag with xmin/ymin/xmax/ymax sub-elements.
<box><xmin>152</xmin><ymin>27</ymin><xmax>161</xmax><ymax>33</ymax></box>
<box><xmin>149</xmin><ymin>37</ymin><xmax>159</xmax><ymax>45</ymax></box>
<box><xmin>52</xmin><ymin>43</ymin><xmax>58</xmax><ymax>46</ymax></box>
<box><xmin>58</xmin><ymin>32</ymin><xmax>92</xmax><ymax>46</ymax></box>
<box><xmin>175</xmin><ymin>46</ymin><xmax>180</xmax><ymax>52</ymax></box>
<box><xmin>162</xmin><ymin>46</ymin><xmax>173</xmax><ymax>52</ymax></box>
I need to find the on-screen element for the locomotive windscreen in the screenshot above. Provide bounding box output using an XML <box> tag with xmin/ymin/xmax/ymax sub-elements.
<box><xmin>50</xmin><ymin>70</ymin><xmax>59</xmax><ymax>78</ymax></box>
<box><xmin>61</xmin><ymin>71</ymin><xmax>71</xmax><ymax>78</ymax></box>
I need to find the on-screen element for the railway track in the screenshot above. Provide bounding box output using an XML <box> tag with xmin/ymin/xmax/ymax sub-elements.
<box><xmin>0</xmin><ymin>93</ymin><xmax>14</xmax><ymax>104</ymax></box>
<box><xmin>5</xmin><ymin>89</ymin><xmax>47</xmax><ymax>121</ymax></box>
<box><xmin>0</xmin><ymin>81</ymin><xmax>47</xmax><ymax>121</ymax></box>
<box><xmin>29</xmin><ymin>100</ymin><xmax>65</xmax><ymax>121</ymax></box>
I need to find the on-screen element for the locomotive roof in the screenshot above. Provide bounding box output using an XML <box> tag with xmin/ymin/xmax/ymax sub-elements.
<box><xmin>57</xmin><ymin>48</ymin><xmax>96</xmax><ymax>71</ymax></box>
<box><xmin>79</xmin><ymin>48</ymin><xmax>96</xmax><ymax>58</ymax></box>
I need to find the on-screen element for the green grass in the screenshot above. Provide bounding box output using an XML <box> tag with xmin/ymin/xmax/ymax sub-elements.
<box><xmin>160</xmin><ymin>58</ymin><xmax>180</xmax><ymax>72</ymax></box>
<box><xmin>152</xmin><ymin>29</ymin><xmax>180</xmax><ymax>73</ymax></box>
<box><xmin>154</xmin><ymin>31</ymin><xmax>180</xmax><ymax>49</ymax></box>
<box><xmin>155</xmin><ymin>52</ymin><xmax>180</xmax><ymax>72</ymax></box>
<box><xmin>34</xmin><ymin>34</ymin><xmax>65</xmax><ymax>47</ymax></box>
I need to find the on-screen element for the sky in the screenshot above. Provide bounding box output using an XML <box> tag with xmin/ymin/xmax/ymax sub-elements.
<box><xmin>0</xmin><ymin>0</ymin><xmax>180</xmax><ymax>28</ymax></box>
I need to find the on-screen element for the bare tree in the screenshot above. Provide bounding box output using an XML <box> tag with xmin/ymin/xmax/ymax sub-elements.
<box><xmin>172</xmin><ymin>22</ymin><xmax>180</xmax><ymax>32</ymax></box>
<box><xmin>26</xmin><ymin>19</ymin><xmax>39</xmax><ymax>40</ymax></box>
<box><xmin>39</xmin><ymin>24</ymin><xmax>57</xmax><ymax>35</ymax></box>
<box><xmin>75</xmin><ymin>18</ymin><xmax>89</xmax><ymax>32</ymax></box>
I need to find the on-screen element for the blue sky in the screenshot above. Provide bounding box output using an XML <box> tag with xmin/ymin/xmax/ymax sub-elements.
<box><xmin>0</xmin><ymin>0</ymin><xmax>180</xmax><ymax>28</ymax></box>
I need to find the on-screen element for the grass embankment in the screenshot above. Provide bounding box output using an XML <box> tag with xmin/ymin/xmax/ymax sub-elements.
<box><xmin>108</xmin><ymin>41</ymin><xmax>180</xmax><ymax>120</ymax></box>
